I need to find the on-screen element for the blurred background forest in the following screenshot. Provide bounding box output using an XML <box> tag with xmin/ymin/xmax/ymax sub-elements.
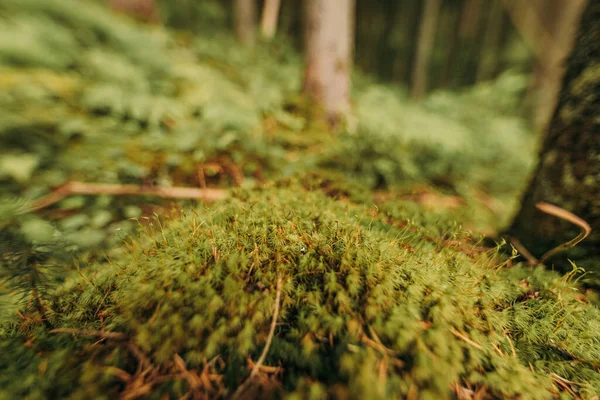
<box><xmin>155</xmin><ymin>0</ymin><xmax>583</xmax><ymax>131</ymax></box>
<box><xmin>0</xmin><ymin>0</ymin><xmax>589</xmax><ymax>253</ymax></box>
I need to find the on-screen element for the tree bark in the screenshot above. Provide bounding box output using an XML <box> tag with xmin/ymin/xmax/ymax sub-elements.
<box><xmin>411</xmin><ymin>0</ymin><xmax>441</xmax><ymax>100</ymax></box>
<box><xmin>260</xmin><ymin>0</ymin><xmax>281</xmax><ymax>40</ymax></box>
<box><xmin>502</xmin><ymin>0</ymin><xmax>586</xmax><ymax>132</ymax></box>
<box><xmin>302</xmin><ymin>0</ymin><xmax>355</xmax><ymax>126</ymax></box>
<box><xmin>234</xmin><ymin>0</ymin><xmax>257</xmax><ymax>46</ymax></box>
<box><xmin>439</xmin><ymin>2</ymin><xmax>463</xmax><ymax>88</ymax></box>
<box><xmin>452</xmin><ymin>0</ymin><xmax>483</xmax><ymax>87</ymax></box>
<box><xmin>506</xmin><ymin>0</ymin><xmax>600</xmax><ymax>277</ymax></box>
<box><xmin>531</xmin><ymin>0</ymin><xmax>587</xmax><ymax>133</ymax></box>
<box><xmin>475</xmin><ymin>0</ymin><xmax>504</xmax><ymax>82</ymax></box>
<box><xmin>376</xmin><ymin>0</ymin><xmax>401</xmax><ymax>81</ymax></box>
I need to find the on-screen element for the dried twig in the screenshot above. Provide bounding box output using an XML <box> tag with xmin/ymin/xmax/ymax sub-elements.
<box><xmin>247</xmin><ymin>358</ymin><xmax>281</xmax><ymax>374</ymax></box>
<box><xmin>33</xmin><ymin>181</ymin><xmax>228</xmax><ymax>211</ymax></box>
<box><xmin>360</xmin><ymin>331</ymin><xmax>399</xmax><ymax>357</ymax></box>
<box><xmin>506</xmin><ymin>202</ymin><xmax>591</xmax><ymax>266</ymax></box>
<box><xmin>536</xmin><ymin>202</ymin><xmax>592</xmax><ymax>264</ymax></box>
<box><xmin>232</xmin><ymin>273</ymin><xmax>283</xmax><ymax>399</ymax></box>
<box><xmin>551</xmin><ymin>373</ymin><xmax>580</xmax><ymax>399</ymax></box>
<box><xmin>173</xmin><ymin>354</ymin><xmax>202</xmax><ymax>390</ymax></box>
<box><xmin>50</xmin><ymin>328</ymin><xmax>127</xmax><ymax>340</ymax></box>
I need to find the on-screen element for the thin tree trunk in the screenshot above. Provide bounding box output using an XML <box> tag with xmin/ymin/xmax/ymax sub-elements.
<box><xmin>392</xmin><ymin>0</ymin><xmax>421</xmax><ymax>84</ymax></box>
<box><xmin>234</xmin><ymin>0</ymin><xmax>257</xmax><ymax>46</ymax></box>
<box><xmin>532</xmin><ymin>0</ymin><xmax>586</xmax><ymax>133</ymax></box>
<box><xmin>302</xmin><ymin>0</ymin><xmax>355</xmax><ymax>126</ymax></box>
<box><xmin>260</xmin><ymin>0</ymin><xmax>281</xmax><ymax>40</ymax></box>
<box><xmin>452</xmin><ymin>0</ymin><xmax>483</xmax><ymax>87</ymax></box>
<box><xmin>505</xmin><ymin>0</ymin><xmax>599</xmax><ymax>279</ymax></box>
<box><xmin>279</xmin><ymin>0</ymin><xmax>302</xmax><ymax>50</ymax></box>
<box><xmin>376</xmin><ymin>0</ymin><xmax>401</xmax><ymax>81</ymax></box>
<box><xmin>475</xmin><ymin>0</ymin><xmax>504</xmax><ymax>82</ymax></box>
<box><xmin>411</xmin><ymin>0</ymin><xmax>441</xmax><ymax>100</ymax></box>
<box><xmin>502</xmin><ymin>0</ymin><xmax>586</xmax><ymax>132</ymax></box>
<box><xmin>439</xmin><ymin>3</ymin><xmax>462</xmax><ymax>88</ymax></box>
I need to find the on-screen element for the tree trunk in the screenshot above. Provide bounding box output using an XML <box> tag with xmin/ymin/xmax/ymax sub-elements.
<box><xmin>452</xmin><ymin>0</ymin><xmax>483</xmax><ymax>87</ymax></box>
<box><xmin>392</xmin><ymin>0</ymin><xmax>421</xmax><ymax>84</ymax></box>
<box><xmin>531</xmin><ymin>0</ymin><xmax>587</xmax><ymax>133</ymax></box>
<box><xmin>439</xmin><ymin>2</ymin><xmax>463</xmax><ymax>88</ymax></box>
<box><xmin>376</xmin><ymin>0</ymin><xmax>401</xmax><ymax>81</ymax></box>
<box><xmin>302</xmin><ymin>0</ymin><xmax>355</xmax><ymax>126</ymax></box>
<box><xmin>411</xmin><ymin>0</ymin><xmax>441</xmax><ymax>100</ymax></box>
<box><xmin>475</xmin><ymin>0</ymin><xmax>504</xmax><ymax>82</ymax></box>
<box><xmin>234</xmin><ymin>0</ymin><xmax>257</xmax><ymax>46</ymax></box>
<box><xmin>506</xmin><ymin>0</ymin><xmax>599</xmax><ymax>278</ymax></box>
<box><xmin>260</xmin><ymin>0</ymin><xmax>281</xmax><ymax>40</ymax></box>
<box><xmin>502</xmin><ymin>0</ymin><xmax>586</xmax><ymax>132</ymax></box>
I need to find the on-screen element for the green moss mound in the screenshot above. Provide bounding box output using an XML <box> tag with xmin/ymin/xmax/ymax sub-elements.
<box><xmin>2</xmin><ymin>186</ymin><xmax>599</xmax><ymax>399</ymax></box>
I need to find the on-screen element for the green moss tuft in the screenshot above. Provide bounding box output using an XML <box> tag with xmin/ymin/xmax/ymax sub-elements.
<box><xmin>3</xmin><ymin>187</ymin><xmax>599</xmax><ymax>398</ymax></box>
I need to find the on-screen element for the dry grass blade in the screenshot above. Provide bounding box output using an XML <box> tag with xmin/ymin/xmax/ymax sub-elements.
<box><xmin>535</xmin><ymin>202</ymin><xmax>592</xmax><ymax>264</ymax></box>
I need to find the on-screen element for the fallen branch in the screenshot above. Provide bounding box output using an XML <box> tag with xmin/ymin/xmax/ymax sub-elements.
<box><xmin>232</xmin><ymin>273</ymin><xmax>283</xmax><ymax>399</ymax></box>
<box><xmin>33</xmin><ymin>181</ymin><xmax>229</xmax><ymax>211</ymax></box>
<box><xmin>50</xmin><ymin>328</ymin><xmax>128</xmax><ymax>341</ymax></box>
<box><xmin>535</xmin><ymin>202</ymin><xmax>592</xmax><ymax>264</ymax></box>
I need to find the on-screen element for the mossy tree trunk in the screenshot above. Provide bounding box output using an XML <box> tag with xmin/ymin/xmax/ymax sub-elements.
<box><xmin>234</xmin><ymin>0</ymin><xmax>257</xmax><ymax>46</ymax></box>
<box><xmin>506</xmin><ymin>1</ymin><xmax>600</xmax><ymax>275</ymax></box>
<box><xmin>302</xmin><ymin>0</ymin><xmax>355</xmax><ymax>126</ymax></box>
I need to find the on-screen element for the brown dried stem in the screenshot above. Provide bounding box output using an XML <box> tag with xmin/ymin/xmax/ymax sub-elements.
<box><xmin>33</xmin><ymin>181</ymin><xmax>228</xmax><ymax>211</ymax></box>
<box><xmin>535</xmin><ymin>202</ymin><xmax>592</xmax><ymax>264</ymax></box>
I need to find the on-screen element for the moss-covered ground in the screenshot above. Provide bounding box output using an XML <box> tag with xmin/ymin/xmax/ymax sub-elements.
<box><xmin>1</xmin><ymin>0</ymin><xmax>599</xmax><ymax>398</ymax></box>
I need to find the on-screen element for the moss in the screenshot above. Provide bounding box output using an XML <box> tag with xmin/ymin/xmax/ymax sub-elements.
<box><xmin>2</xmin><ymin>186</ymin><xmax>600</xmax><ymax>398</ymax></box>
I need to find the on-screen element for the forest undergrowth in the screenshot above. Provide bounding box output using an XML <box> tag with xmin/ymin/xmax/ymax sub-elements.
<box><xmin>1</xmin><ymin>0</ymin><xmax>599</xmax><ymax>399</ymax></box>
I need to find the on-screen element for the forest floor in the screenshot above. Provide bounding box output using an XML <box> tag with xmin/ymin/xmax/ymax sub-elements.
<box><xmin>1</xmin><ymin>1</ymin><xmax>600</xmax><ymax>399</ymax></box>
